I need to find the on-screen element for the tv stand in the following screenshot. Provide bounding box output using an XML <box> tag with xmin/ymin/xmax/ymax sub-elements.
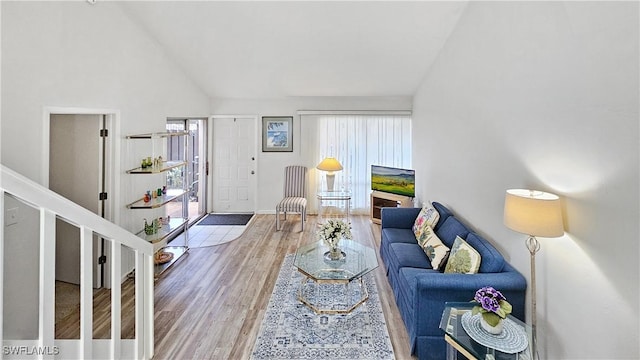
<box><xmin>370</xmin><ymin>190</ymin><xmax>413</xmax><ymax>224</ymax></box>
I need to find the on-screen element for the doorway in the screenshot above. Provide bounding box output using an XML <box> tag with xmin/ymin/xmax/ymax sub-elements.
<box><xmin>49</xmin><ymin>114</ymin><xmax>110</xmax><ymax>288</ymax></box>
<box><xmin>211</xmin><ymin>116</ymin><xmax>257</xmax><ymax>213</ymax></box>
<box><xmin>166</xmin><ymin>118</ymin><xmax>208</xmax><ymax>224</ymax></box>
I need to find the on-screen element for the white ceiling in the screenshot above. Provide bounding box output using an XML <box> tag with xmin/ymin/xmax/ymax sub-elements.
<box><xmin>120</xmin><ymin>1</ymin><xmax>467</xmax><ymax>99</ymax></box>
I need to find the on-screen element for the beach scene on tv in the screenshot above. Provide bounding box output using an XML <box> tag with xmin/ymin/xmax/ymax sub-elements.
<box><xmin>371</xmin><ymin>165</ymin><xmax>415</xmax><ymax>197</ymax></box>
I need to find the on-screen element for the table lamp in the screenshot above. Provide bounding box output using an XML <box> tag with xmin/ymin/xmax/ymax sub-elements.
<box><xmin>504</xmin><ymin>189</ymin><xmax>564</xmax><ymax>359</ymax></box>
<box><xmin>316</xmin><ymin>157</ymin><xmax>343</xmax><ymax>192</ymax></box>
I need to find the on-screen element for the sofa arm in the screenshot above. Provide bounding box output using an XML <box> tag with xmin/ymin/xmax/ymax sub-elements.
<box><xmin>381</xmin><ymin>207</ymin><xmax>421</xmax><ymax>229</ymax></box>
<box><xmin>411</xmin><ymin>270</ymin><xmax>527</xmax><ymax>337</ymax></box>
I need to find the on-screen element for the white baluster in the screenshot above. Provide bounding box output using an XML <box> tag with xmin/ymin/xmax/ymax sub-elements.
<box><xmin>80</xmin><ymin>226</ymin><xmax>94</xmax><ymax>358</ymax></box>
<box><xmin>0</xmin><ymin>189</ymin><xmax>4</xmax><ymax>360</ymax></box>
<box><xmin>111</xmin><ymin>243</ymin><xmax>121</xmax><ymax>359</ymax></box>
<box><xmin>145</xmin><ymin>254</ymin><xmax>154</xmax><ymax>359</ymax></box>
<box><xmin>39</xmin><ymin>209</ymin><xmax>56</xmax><ymax>360</ymax></box>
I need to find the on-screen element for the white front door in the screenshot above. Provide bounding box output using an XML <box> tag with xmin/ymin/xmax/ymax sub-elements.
<box><xmin>212</xmin><ymin>116</ymin><xmax>257</xmax><ymax>212</ymax></box>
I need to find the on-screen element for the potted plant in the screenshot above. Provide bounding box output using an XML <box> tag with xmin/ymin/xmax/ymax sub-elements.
<box><xmin>472</xmin><ymin>286</ymin><xmax>513</xmax><ymax>334</ymax></box>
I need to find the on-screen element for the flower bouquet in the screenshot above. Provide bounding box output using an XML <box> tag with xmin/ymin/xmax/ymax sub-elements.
<box><xmin>472</xmin><ymin>286</ymin><xmax>513</xmax><ymax>334</ymax></box>
<box><xmin>317</xmin><ymin>219</ymin><xmax>352</xmax><ymax>260</ymax></box>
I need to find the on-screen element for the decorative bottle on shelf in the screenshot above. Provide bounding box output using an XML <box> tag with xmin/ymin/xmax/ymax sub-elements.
<box><xmin>144</xmin><ymin>219</ymin><xmax>156</xmax><ymax>235</ymax></box>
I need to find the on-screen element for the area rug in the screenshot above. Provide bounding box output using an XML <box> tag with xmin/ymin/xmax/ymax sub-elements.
<box><xmin>250</xmin><ymin>254</ymin><xmax>395</xmax><ymax>360</ymax></box>
<box><xmin>197</xmin><ymin>213</ymin><xmax>254</xmax><ymax>226</ymax></box>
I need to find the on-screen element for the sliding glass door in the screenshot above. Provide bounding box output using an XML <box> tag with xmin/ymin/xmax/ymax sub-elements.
<box><xmin>304</xmin><ymin>112</ymin><xmax>412</xmax><ymax>214</ymax></box>
<box><xmin>166</xmin><ymin>118</ymin><xmax>208</xmax><ymax>224</ymax></box>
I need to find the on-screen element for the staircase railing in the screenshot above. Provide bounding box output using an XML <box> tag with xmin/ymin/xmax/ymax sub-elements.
<box><xmin>0</xmin><ymin>164</ymin><xmax>155</xmax><ymax>359</ymax></box>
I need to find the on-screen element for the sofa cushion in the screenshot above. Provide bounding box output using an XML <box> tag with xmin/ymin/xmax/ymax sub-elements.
<box><xmin>432</xmin><ymin>202</ymin><xmax>453</xmax><ymax>231</ymax></box>
<box><xmin>465</xmin><ymin>232</ymin><xmax>505</xmax><ymax>273</ymax></box>
<box><xmin>381</xmin><ymin>207</ymin><xmax>422</xmax><ymax>229</ymax></box>
<box><xmin>381</xmin><ymin>228</ymin><xmax>419</xmax><ymax>273</ymax></box>
<box><xmin>417</xmin><ymin>225</ymin><xmax>450</xmax><ymax>271</ymax></box>
<box><xmin>435</xmin><ymin>216</ymin><xmax>470</xmax><ymax>248</ymax></box>
<box><xmin>382</xmin><ymin>228</ymin><xmax>418</xmax><ymax>245</ymax></box>
<box><xmin>388</xmin><ymin>243</ymin><xmax>433</xmax><ymax>271</ymax></box>
<box><xmin>412</xmin><ymin>203</ymin><xmax>440</xmax><ymax>240</ymax></box>
<box><xmin>444</xmin><ymin>236</ymin><xmax>481</xmax><ymax>274</ymax></box>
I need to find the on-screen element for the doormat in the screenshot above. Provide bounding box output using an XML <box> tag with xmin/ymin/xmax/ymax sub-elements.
<box><xmin>197</xmin><ymin>213</ymin><xmax>254</xmax><ymax>226</ymax></box>
<box><xmin>250</xmin><ymin>254</ymin><xmax>395</xmax><ymax>360</ymax></box>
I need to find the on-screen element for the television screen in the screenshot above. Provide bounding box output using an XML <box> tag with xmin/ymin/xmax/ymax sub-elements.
<box><xmin>371</xmin><ymin>165</ymin><xmax>415</xmax><ymax>197</ymax></box>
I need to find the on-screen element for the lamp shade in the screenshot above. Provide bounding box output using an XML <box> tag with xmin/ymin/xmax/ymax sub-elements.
<box><xmin>316</xmin><ymin>157</ymin><xmax>343</xmax><ymax>172</ymax></box>
<box><xmin>504</xmin><ymin>189</ymin><xmax>564</xmax><ymax>238</ymax></box>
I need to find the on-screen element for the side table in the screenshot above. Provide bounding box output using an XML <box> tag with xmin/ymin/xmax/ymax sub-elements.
<box><xmin>440</xmin><ymin>302</ymin><xmax>533</xmax><ymax>360</ymax></box>
<box><xmin>316</xmin><ymin>190</ymin><xmax>351</xmax><ymax>224</ymax></box>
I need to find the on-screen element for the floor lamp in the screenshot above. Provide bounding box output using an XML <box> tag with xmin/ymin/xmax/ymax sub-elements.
<box><xmin>316</xmin><ymin>157</ymin><xmax>343</xmax><ymax>192</ymax></box>
<box><xmin>504</xmin><ymin>189</ymin><xmax>564</xmax><ymax>359</ymax></box>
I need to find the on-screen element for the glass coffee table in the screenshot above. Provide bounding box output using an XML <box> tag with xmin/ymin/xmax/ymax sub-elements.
<box><xmin>440</xmin><ymin>302</ymin><xmax>533</xmax><ymax>360</ymax></box>
<box><xmin>293</xmin><ymin>239</ymin><xmax>378</xmax><ymax>314</ymax></box>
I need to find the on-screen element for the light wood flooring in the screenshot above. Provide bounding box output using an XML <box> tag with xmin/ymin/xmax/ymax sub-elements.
<box><xmin>55</xmin><ymin>214</ymin><xmax>416</xmax><ymax>359</ymax></box>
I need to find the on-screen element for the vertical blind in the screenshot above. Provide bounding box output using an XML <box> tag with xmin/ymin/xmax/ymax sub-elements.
<box><xmin>310</xmin><ymin>112</ymin><xmax>412</xmax><ymax>214</ymax></box>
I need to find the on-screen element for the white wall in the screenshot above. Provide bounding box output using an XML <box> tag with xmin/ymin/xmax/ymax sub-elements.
<box><xmin>1</xmin><ymin>1</ymin><xmax>209</xmax><ymax>338</ymax></box>
<box><xmin>210</xmin><ymin>96</ymin><xmax>412</xmax><ymax>213</ymax></box>
<box><xmin>412</xmin><ymin>2</ymin><xmax>639</xmax><ymax>359</ymax></box>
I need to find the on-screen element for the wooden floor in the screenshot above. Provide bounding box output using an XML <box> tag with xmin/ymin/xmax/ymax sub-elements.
<box><xmin>56</xmin><ymin>214</ymin><xmax>416</xmax><ymax>359</ymax></box>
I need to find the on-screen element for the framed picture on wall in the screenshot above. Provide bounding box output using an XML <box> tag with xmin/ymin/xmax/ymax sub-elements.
<box><xmin>262</xmin><ymin>116</ymin><xmax>293</xmax><ymax>152</ymax></box>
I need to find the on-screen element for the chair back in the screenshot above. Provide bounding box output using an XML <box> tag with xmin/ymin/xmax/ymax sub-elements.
<box><xmin>283</xmin><ymin>165</ymin><xmax>307</xmax><ymax>198</ymax></box>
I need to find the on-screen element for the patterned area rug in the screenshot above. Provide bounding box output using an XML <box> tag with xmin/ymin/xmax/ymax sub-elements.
<box><xmin>251</xmin><ymin>254</ymin><xmax>395</xmax><ymax>360</ymax></box>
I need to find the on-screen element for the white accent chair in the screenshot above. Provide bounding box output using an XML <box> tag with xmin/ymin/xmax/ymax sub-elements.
<box><xmin>276</xmin><ymin>165</ymin><xmax>307</xmax><ymax>231</ymax></box>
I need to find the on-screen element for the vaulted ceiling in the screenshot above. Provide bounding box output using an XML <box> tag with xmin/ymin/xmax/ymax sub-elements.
<box><xmin>120</xmin><ymin>1</ymin><xmax>468</xmax><ymax>99</ymax></box>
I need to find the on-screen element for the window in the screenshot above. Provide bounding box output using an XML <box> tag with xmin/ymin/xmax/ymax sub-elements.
<box><xmin>308</xmin><ymin>112</ymin><xmax>412</xmax><ymax>214</ymax></box>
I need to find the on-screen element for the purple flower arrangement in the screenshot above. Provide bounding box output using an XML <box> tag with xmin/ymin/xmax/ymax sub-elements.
<box><xmin>472</xmin><ymin>286</ymin><xmax>513</xmax><ymax>327</ymax></box>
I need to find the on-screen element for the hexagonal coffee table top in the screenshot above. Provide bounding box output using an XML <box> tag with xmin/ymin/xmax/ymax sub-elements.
<box><xmin>294</xmin><ymin>239</ymin><xmax>378</xmax><ymax>282</ymax></box>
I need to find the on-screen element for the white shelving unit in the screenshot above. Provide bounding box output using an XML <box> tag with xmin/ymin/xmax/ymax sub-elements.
<box><xmin>125</xmin><ymin>131</ymin><xmax>190</xmax><ymax>277</ymax></box>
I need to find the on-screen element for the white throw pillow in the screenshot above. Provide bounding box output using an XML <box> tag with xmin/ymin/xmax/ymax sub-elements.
<box><xmin>417</xmin><ymin>225</ymin><xmax>450</xmax><ymax>270</ymax></box>
<box><xmin>413</xmin><ymin>202</ymin><xmax>440</xmax><ymax>240</ymax></box>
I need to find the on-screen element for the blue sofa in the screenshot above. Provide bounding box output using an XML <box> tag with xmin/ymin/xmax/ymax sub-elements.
<box><xmin>380</xmin><ymin>202</ymin><xmax>527</xmax><ymax>360</ymax></box>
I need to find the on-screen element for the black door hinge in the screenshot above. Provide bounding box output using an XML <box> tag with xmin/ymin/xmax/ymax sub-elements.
<box><xmin>98</xmin><ymin>255</ymin><xmax>107</xmax><ymax>265</ymax></box>
<box><xmin>99</xmin><ymin>192</ymin><xmax>108</xmax><ymax>200</ymax></box>
<box><xmin>100</xmin><ymin>129</ymin><xmax>108</xmax><ymax>137</ymax></box>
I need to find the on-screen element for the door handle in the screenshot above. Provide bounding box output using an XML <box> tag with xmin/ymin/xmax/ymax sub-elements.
<box><xmin>251</xmin><ymin>170</ymin><xmax>255</xmax><ymax>175</ymax></box>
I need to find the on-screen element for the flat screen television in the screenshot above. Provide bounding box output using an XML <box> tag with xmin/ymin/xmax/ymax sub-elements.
<box><xmin>371</xmin><ymin>165</ymin><xmax>415</xmax><ymax>198</ymax></box>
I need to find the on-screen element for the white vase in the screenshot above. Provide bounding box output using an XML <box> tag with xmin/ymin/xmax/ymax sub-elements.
<box><xmin>480</xmin><ymin>315</ymin><xmax>503</xmax><ymax>335</ymax></box>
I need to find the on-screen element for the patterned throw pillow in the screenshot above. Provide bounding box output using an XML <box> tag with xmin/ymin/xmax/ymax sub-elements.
<box><xmin>444</xmin><ymin>236</ymin><xmax>481</xmax><ymax>274</ymax></box>
<box><xmin>417</xmin><ymin>225</ymin><xmax>450</xmax><ymax>270</ymax></box>
<box><xmin>412</xmin><ymin>202</ymin><xmax>440</xmax><ymax>240</ymax></box>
